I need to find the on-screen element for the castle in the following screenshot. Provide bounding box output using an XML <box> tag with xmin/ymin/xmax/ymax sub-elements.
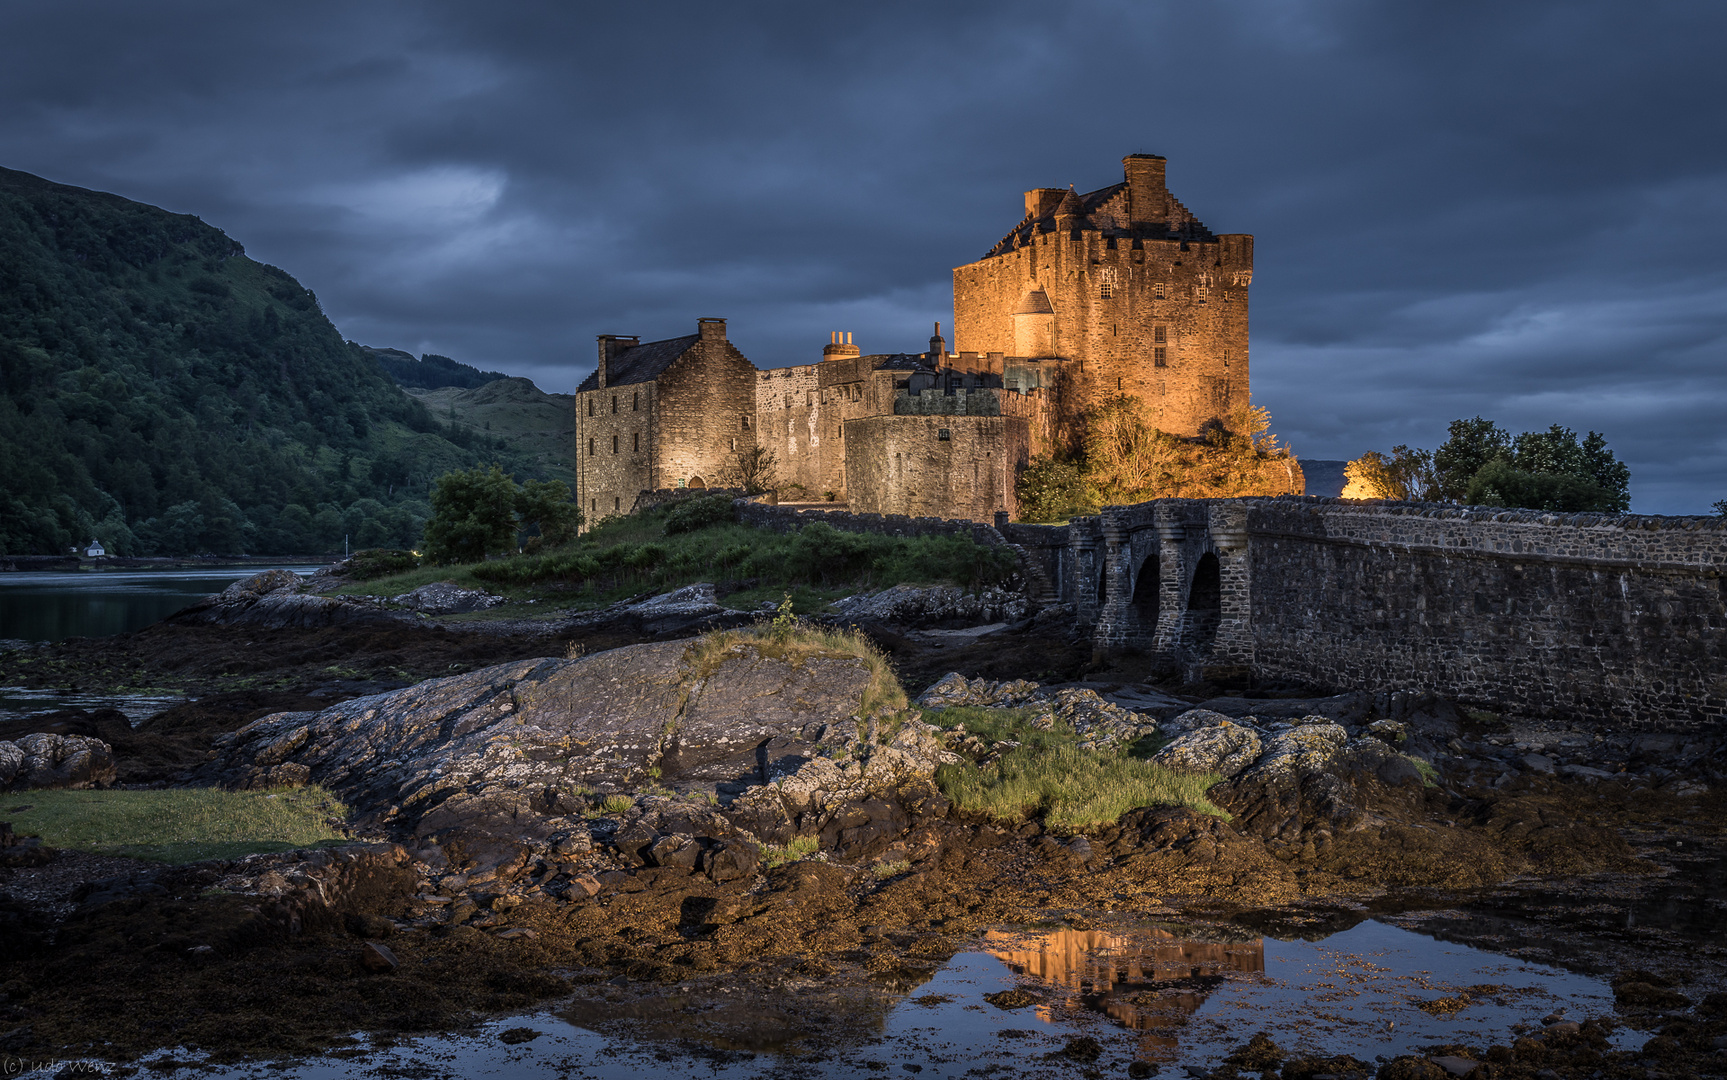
<box><xmin>574</xmin><ymin>154</ymin><xmax>1267</xmax><ymax>524</ymax></box>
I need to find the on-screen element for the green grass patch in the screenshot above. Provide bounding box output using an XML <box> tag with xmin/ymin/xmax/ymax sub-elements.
<box><xmin>3</xmin><ymin>785</ymin><xmax>350</xmax><ymax>863</ymax></box>
<box><xmin>936</xmin><ymin>745</ymin><xmax>1228</xmax><ymax>829</ymax></box>
<box><xmin>348</xmin><ymin>504</ymin><xmax>1017</xmax><ymax>609</ymax></box>
<box><xmin>760</xmin><ymin>835</ymin><xmax>820</xmax><ymax>868</ymax></box>
<box><xmin>1410</xmin><ymin>757</ymin><xmax>1440</xmax><ymax>788</ymax></box>
<box><xmin>923</xmin><ymin>705</ymin><xmax>1071</xmax><ymax>753</ymax></box>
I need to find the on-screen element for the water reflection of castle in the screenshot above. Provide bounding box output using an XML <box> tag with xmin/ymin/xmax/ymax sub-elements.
<box><xmin>984</xmin><ymin>928</ymin><xmax>1265</xmax><ymax>1062</ymax></box>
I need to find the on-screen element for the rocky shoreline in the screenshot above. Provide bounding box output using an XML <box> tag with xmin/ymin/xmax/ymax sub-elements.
<box><xmin>0</xmin><ymin>572</ymin><xmax>1722</xmax><ymax>1073</ymax></box>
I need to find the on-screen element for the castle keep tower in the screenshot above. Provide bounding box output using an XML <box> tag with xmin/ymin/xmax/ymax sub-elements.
<box><xmin>951</xmin><ymin>154</ymin><xmax>1252</xmax><ymax>443</ymax></box>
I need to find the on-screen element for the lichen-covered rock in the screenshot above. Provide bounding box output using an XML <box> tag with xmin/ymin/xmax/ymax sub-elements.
<box><xmin>1151</xmin><ymin>723</ymin><xmax>1263</xmax><ymax>778</ymax></box>
<box><xmin>915</xmin><ymin>672</ymin><xmax>1041</xmax><ymax>709</ymax></box>
<box><xmin>1239</xmin><ymin>721</ymin><xmax>1350</xmax><ymax>784</ymax></box>
<box><xmin>205</xmin><ymin>639</ymin><xmax>947</xmax><ymax>858</ymax></box>
<box><xmin>832</xmin><ymin>584</ymin><xmax>1027</xmax><ymax>628</ymax></box>
<box><xmin>624</xmin><ymin>583</ymin><xmax>726</xmax><ymax>632</ymax></box>
<box><xmin>1160</xmin><ymin>708</ymin><xmax>1238</xmax><ymax>738</ymax></box>
<box><xmin>391</xmin><ymin>581</ymin><xmax>507</xmax><ymax>615</ymax></box>
<box><xmin>1028</xmin><ymin>688</ymin><xmax>1159</xmax><ymax>751</ymax></box>
<box><xmin>0</xmin><ymin>733</ymin><xmax>117</xmax><ymax>791</ymax></box>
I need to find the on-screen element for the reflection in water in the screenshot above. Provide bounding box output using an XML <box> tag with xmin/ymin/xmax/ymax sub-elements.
<box><xmin>985</xmin><ymin>927</ymin><xmax>1265</xmax><ymax>1062</ymax></box>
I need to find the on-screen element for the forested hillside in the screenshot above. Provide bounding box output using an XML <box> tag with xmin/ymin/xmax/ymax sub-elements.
<box><xmin>363</xmin><ymin>346</ymin><xmax>509</xmax><ymax>390</ymax></box>
<box><xmin>0</xmin><ymin>166</ymin><xmax>552</xmax><ymax>556</ymax></box>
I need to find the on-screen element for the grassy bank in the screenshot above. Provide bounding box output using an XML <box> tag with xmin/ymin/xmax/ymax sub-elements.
<box><xmin>337</xmin><ymin>496</ymin><xmax>1017</xmax><ymax>611</ymax></box>
<box><xmin>928</xmin><ymin>706</ymin><xmax>1227</xmax><ymax>828</ymax></box>
<box><xmin>4</xmin><ymin>786</ymin><xmax>350</xmax><ymax>863</ymax></box>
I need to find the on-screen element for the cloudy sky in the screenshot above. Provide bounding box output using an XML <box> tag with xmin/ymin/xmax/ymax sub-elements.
<box><xmin>3</xmin><ymin>0</ymin><xmax>1724</xmax><ymax>512</ymax></box>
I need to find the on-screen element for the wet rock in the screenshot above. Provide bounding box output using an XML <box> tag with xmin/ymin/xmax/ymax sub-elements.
<box><xmin>1520</xmin><ymin>753</ymin><xmax>1557</xmax><ymax>774</ymax></box>
<box><xmin>1375</xmin><ymin>1057</ymin><xmax>1448</xmax><ymax>1080</ymax></box>
<box><xmin>1613</xmin><ymin>980</ymin><xmax>1691</xmax><ymax>1010</ymax></box>
<box><xmin>1429</xmin><ymin>1056</ymin><xmax>1480</xmax><ymax>1078</ymax></box>
<box><xmin>1151</xmin><ymin>722</ymin><xmax>1263</xmax><ymax>778</ymax></box>
<box><xmin>1058</xmin><ymin>1035</ymin><xmax>1102</xmax><ymax>1062</ymax></box>
<box><xmin>358</xmin><ymin>941</ymin><xmax>399</xmax><ymax>972</ymax></box>
<box><xmin>0</xmin><ymin>732</ymin><xmax>117</xmax><ymax>790</ymax></box>
<box><xmin>392</xmin><ymin>582</ymin><xmax>506</xmax><ymax>615</ymax></box>
<box><xmin>982</xmin><ymin>988</ymin><xmax>1040</xmax><ymax>1009</ymax></box>
<box><xmin>832</xmin><ymin>584</ymin><xmax>1028</xmax><ymax>628</ymax></box>
<box><xmin>1226</xmin><ymin>1032</ymin><xmax>1284</xmax><ymax>1069</ymax></box>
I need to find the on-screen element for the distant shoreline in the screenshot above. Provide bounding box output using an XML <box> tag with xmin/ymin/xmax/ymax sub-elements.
<box><xmin>0</xmin><ymin>554</ymin><xmax>337</xmax><ymax>573</ymax></box>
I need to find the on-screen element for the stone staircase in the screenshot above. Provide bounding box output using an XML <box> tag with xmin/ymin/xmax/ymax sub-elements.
<box><xmin>1007</xmin><ymin>543</ymin><xmax>1059</xmax><ymax>607</ymax></box>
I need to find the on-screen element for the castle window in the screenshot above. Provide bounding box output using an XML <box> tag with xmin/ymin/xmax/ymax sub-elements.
<box><xmin>1154</xmin><ymin>326</ymin><xmax>1167</xmax><ymax>344</ymax></box>
<box><xmin>614</xmin><ymin>497</ymin><xmax>620</xmax><ymax>512</ymax></box>
<box><xmin>1099</xmin><ymin>268</ymin><xmax>1116</xmax><ymax>299</ymax></box>
<box><xmin>588</xmin><ymin>437</ymin><xmax>595</xmax><ymax>456</ymax></box>
<box><xmin>591</xmin><ymin>498</ymin><xmax>596</xmax><ymax>512</ymax></box>
<box><xmin>740</xmin><ymin>416</ymin><xmax>750</xmax><ymax>431</ymax></box>
<box><xmin>633</xmin><ymin>391</ymin><xmax>640</xmax><ymax>411</ymax></box>
<box><xmin>587</xmin><ymin>399</ymin><xmax>594</xmax><ymax>417</ymax></box>
<box><xmin>611</xmin><ymin>395</ymin><xmax>618</xmax><ymax>413</ymax></box>
<box><xmin>633</xmin><ymin>431</ymin><xmax>640</xmax><ymax>451</ymax></box>
<box><xmin>937</xmin><ymin>428</ymin><xmax>951</xmax><ymax>441</ymax></box>
<box><xmin>1155</xmin><ymin>282</ymin><xmax>1166</xmax><ymax>300</ymax></box>
<box><xmin>1196</xmin><ymin>285</ymin><xmax>1209</xmax><ymax>302</ymax></box>
<box><xmin>611</xmin><ymin>434</ymin><xmax>618</xmax><ymax>454</ymax></box>
<box><xmin>1154</xmin><ymin>348</ymin><xmax>1167</xmax><ymax>368</ymax></box>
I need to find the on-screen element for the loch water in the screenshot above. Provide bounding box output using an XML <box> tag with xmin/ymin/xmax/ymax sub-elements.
<box><xmin>133</xmin><ymin>917</ymin><xmax>1641</xmax><ymax>1080</ymax></box>
<box><xmin>0</xmin><ymin>564</ymin><xmax>324</xmax><ymax>643</ymax></box>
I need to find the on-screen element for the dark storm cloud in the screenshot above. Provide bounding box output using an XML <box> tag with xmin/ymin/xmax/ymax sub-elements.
<box><xmin>2</xmin><ymin>0</ymin><xmax>1724</xmax><ymax>511</ymax></box>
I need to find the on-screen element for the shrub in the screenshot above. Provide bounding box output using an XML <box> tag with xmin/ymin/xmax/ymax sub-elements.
<box><xmin>663</xmin><ymin>494</ymin><xmax>736</xmax><ymax>535</ymax></box>
<box><xmin>344</xmin><ymin>548</ymin><xmax>419</xmax><ymax>580</ymax></box>
<box><xmin>760</xmin><ymin>835</ymin><xmax>820</xmax><ymax>868</ymax></box>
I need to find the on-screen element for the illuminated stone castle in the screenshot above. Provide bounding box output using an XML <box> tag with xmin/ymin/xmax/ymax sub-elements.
<box><xmin>575</xmin><ymin>155</ymin><xmax>1271</xmax><ymax>524</ymax></box>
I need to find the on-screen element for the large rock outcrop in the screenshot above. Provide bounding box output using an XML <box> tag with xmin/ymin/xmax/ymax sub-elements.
<box><xmin>0</xmin><ymin>733</ymin><xmax>116</xmax><ymax>791</ymax></box>
<box><xmin>205</xmin><ymin>638</ymin><xmax>956</xmax><ymax>856</ymax></box>
<box><xmin>171</xmin><ymin>570</ymin><xmax>416</xmax><ymax>631</ymax></box>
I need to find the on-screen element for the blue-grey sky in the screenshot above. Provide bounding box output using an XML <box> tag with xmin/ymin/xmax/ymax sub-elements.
<box><xmin>2</xmin><ymin>0</ymin><xmax>1724</xmax><ymax>512</ymax></box>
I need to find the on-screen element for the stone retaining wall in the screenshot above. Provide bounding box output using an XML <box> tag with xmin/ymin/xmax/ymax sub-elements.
<box><xmin>734</xmin><ymin>501</ymin><xmax>1009</xmax><ymax>548</ymax></box>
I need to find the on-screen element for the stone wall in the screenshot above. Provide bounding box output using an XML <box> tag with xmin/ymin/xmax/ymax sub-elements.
<box><xmin>573</xmin><ymin>382</ymin><xmax>655</xmax><ymax>522</ymax></box>
<box><xmin>735</xmin><ymin>501</ymin><xmax>1008</xmax><ymax>549</ymax></box>
<box><xmin>1071</xmin><ymin>495</ymin><xmax>1727</xmax><ymax>730</ymax></box>
<box><xmin>1244</xmin><ymin>499</ymin><xmax>1727</xmax><ymax>729</ymax></box>
<box><xmin>652</xmin><ymin>323</ymin><xmax>757</xmax><ymax>493</ymax></box>
<box><xmin>843</xmin><ymin>414</ymin><xmax>1030</xmax><ymax>523</ymax></box>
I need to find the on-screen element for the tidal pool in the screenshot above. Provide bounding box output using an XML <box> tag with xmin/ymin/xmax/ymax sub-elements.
<box><xmin>130</xmin><ymin>918</ymin><xmax>1637</xmax><ymax>1080</ymax></box>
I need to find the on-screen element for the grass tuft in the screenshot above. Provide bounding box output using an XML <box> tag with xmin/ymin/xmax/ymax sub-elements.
<box><xmin>600</xmin><ymin>794</ymin><xmax>635</xmax><ymax>814</ymax></box>
<box><xmin>936</xmin><ymin>745</ymin><xmax>1228</xmax><ymax>829</ymax></box>
<box><xmin>1410</xmin><ymin>757</ymin><xmax>1440</xmax><ymax>788</ymax></box>
<box><xmin>684</xmin><ymin>622</ymin><xmax>907</xmax><ymax>717</ymax></box>
<box><xmin>760</xmin><ymin>835</ymin><xmax>820</xmax><ymax>868</ymax></box>
<box><xmin>3</xmin><ymin>785</ymin><xmax>350</xmax><ymax>863</ymax></box>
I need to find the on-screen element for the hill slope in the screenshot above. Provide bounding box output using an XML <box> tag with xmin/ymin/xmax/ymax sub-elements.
<box><xmin>0</xmin><ymin>166</ymin><xmax>552</xmax><ymax>556</ymax></box>
<box><xmin>362</xmin><ymin>346</ymin><xmax>509</xmax><ymax>391</ymax></box>
<box><xmin>404</xmin><ymin>377</ymin><xmax>576</xmax><ymax>491</ymax></box>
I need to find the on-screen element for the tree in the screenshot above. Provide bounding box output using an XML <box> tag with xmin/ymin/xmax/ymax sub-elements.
<box><xmin>423</xmin><ymin>465</ymin><xmax>582</xmax><ymax>563</ymax></box>
<box><xmin>516</xmin><ymin>478</ymin><xmax>582</xmax><ymax>547</ymax></box>
<box><xmin>1432</xmin><ymin>417</ymin><xmax>1512</xmax><ymax>501</ymax></box>
<box><xmin>422</xmin><ymin>465</ymin><xmax>520</xmax><ymax>563</ymax></box>
<box><xmin>1342</xmin><ymin>445</ymin><xmax>1435</xmax><ymax>501</ymax></box>
<box><xmin>1464</xmin><ymin>459</ymin><xmax>1620</xmax><ymax>513</ymax></box>
<box><xmin>722</xmin><ymin>445</ymin><xmax>780</xmax><ymax>495</ymax></box>
<box><xmin>1016</xmin><ymin>456</ymin><xmax>1098</xmax><ymax>522</ymax></box>
<box><xmin>1711</xmin><ymin>499</ymin><xmax>1726</xmax><ymax>517</ymax></box>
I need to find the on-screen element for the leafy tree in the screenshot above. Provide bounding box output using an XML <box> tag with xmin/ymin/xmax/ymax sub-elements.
<box><xmin>1342</xmin><ymin>445</ymin><xmax>1436</xmax><ymax>501</ymax></box>
<box><xmin>1431</xmin><ymin>417</ymin><xmax>1512</xmax><ymax>501</ymax></box>
<box><xmin>1711</xmin><ymin>499</ymin><xmax>1726</xmax><ymax>517</ymax></box>
<box><xmin>1016</xmin><ymin>456</ymin><xmax>1098</xmax><ymax>522</ymax></box>
<box><xmin>423</xmin><ymin>465</ymin><xmax>520</xmax><ymax>563</ymax></box>
<box><xmin>516</xmin><ymin>478</ymin><xmax>582</xmax><ymax>547</ymax></box>
<box><xmin>1464</xmin><ymin>460</ymin><xmax>1621</xmax><ymax>513</ymax></box>
<box><xmin>422</xmin><ymin>465</ymin><xmax>581</xmax><ymax>563</ymax></box>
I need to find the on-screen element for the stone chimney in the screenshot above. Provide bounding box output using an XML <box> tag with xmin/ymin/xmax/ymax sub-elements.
<box><xmin>822</xmin><ymin>331</ymin><xmax>860</xmax><ymax>362</ymax></box>
<box><xmin>1023</xmin><ymin>187</ymin><xmax>1066</xmax><ymax>220</ymax></box>
<box><xmin>595</xmin><ymin>334</ymin><xmax>638</xmax><ymax>388</ymax></box>
<box><xmin>929</xmin><ymin>321</ymin><xmax>947</xmax><ymax>359</ymax></box>
<box><xmin>1123</xmin><ymin>154</ymin><xmax>1169</xmax><ymax>228</ymax></box>
<box><xmin>698</xmin><ymin>317</ymin><xmax>727</xmax><ymax>342</ymax></box>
